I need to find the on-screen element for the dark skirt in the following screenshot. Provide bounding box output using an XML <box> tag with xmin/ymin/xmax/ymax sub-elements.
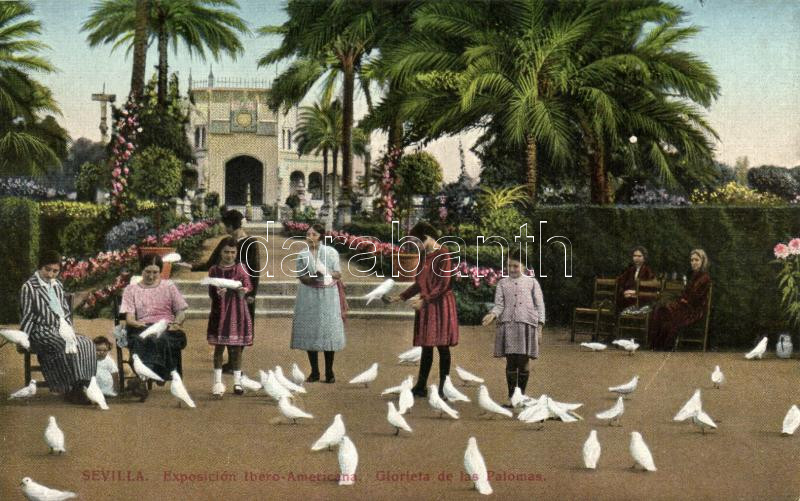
<box><xmin>30</xmin><ymin>331</ymin><xmax>97</xmax><ymax>393</ymax></box>
<box><xmin>126</xmin><ymin>325</ymin><xmax>187</xmax><ymax>380</ymax></box>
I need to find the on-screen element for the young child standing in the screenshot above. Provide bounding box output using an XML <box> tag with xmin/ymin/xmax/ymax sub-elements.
<box><xmin>207</xmin><ymin>237</ymin><xmax>253</xmax><ymax>397</ymax></box>
<box><xmin>482</xmin><ymin>253</ymin><xmax>545</xmax><ymax>407</ymax></box>
<box><xmin>93</xmin><ymin>336</ymin><xmax>118</xmax><ymax>397</ymax></box>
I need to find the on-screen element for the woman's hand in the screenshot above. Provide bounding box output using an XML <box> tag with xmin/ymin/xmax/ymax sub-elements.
<box><xmin>481</xmin><ymin>312</ymin><xmax>497</xmax><ymax>326</ymax></box>
<box><xmin>537</xmin><ymin>323</ymin><xmax>544</xmax><ymax>342</ymax></box>
<box><xmin>409</xmin><ymin>297</ymin><xmax>424</xmax><ymax>310</ymax></box>
<box><xmin>216</xmin><ymin>287</ymin><xmax>226</xmax><ymax>298</ymax></box>
<box><xmin>384</xmin><ymin>294</ymin><xmax>402</xmax><ymax>304</ymax></box>
<box><xmin>623</xmin><ymin>289</ymin><xmax>636</xmax><ymax>298</ymax></box>
<box><xmin>167</xmin><ymin>322</ymin><xmax>182</xmax><ymax>331</ymax></box>
<box><xmin>237</xmin><ymin>287</ymin><xmax>247</xmax><ymax>298</ymax></box>
<box><xmin>246</xmin><ymin>296</ymin><xmax>255</xmax><ymax>304</ymax></box>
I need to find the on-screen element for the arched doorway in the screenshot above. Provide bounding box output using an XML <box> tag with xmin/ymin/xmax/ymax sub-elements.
<box><xmin>308</xmin><ymin>172</ymin><xmax>322</xmax><ymax>200</ymax></box>
<box><xmin>225</xmin><ymin>156</ymin><xmax>263</xmax><ymax>205</ymax></box>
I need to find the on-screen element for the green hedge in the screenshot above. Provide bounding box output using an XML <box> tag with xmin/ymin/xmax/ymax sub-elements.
<box><xmin>0</xmin><ymin>198</ymin><xmax>39</xmax><ymax>323</ymax></box>
<box><xmin>39</xmin><ymin>201</ymin><xmax>112</xmax><ymax>257</ymax></box>
<box><xmin>505</xmin><ymin>206</ymin><xmax>800</xmax><ymax>348</ymax></box>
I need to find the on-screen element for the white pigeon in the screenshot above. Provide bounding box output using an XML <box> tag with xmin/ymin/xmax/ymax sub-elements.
<box><xmin>337</xmin><ymin>435</ymin><xmax>358</xmax><ymax>486</ymax></box>
<box><xmin>290</xmin><ymin>363</ymin><xmax>306</xmax><ymax>386</ymax></box>
<box><xmin>131</xmin><ymin>354</ymin><xmax>164</xmax><ymax>382</ymax></box>
<box><xmin>711</xmin><ymin>366</ymin><xmax>725</xmax><ymax>388</ymax></box>
<box><xmin>455</xmin><ymin>365</ymin><xmax>484</xmax><ymax>385</ymax></box>
<box><xmin>262</xmin><ymin>370</ymin><xmax>293</xmax><ymax>401</ymax></box>
<box><xmin>387</xmin><ymin>402</ymin><xmax>413</xmax><ymax>435</ymax></box>
<box><xmin>349</xmin><ymin>362</ymin><xmax>379</xmax><ymax>388</ymax></box>
<box><xmin>314</xmin><ymin>257</ymin><xmax>333</xmax><ymax>285</ymax></box>
<box><xmin>162</xmin><ymin>252</ymin><xmax>182</xmax><ymax>263</ymax></box>
<box><xmin>629</xmin><ymin>431</ymin><xmax>657</xmax><ymax>471</ymax></box>
<box><xmin>608</xmin><ymin>375</ymin><xmax>639</xmax><ymax>397</ymax></box>
<box><xmin>596</xmin><ymin>396</ymin><xmax>625</xmax><ymax>426</ymax></box>
<box><xmin>312</xmin><ymin>414</ymin><xmax>346</xmax><ymax>451</ymax></box>
<box><xmin>782</xmin><ymin>405</ymin><xmax>800</xmax><ymax>435</ymax></box>
<box><xmin>478</xmin><ymin>385</ymin><xmax>513</xmax><ymax>418</ymax></box>
<box><xmin>692</xmin><ymin>408</ymin><xmax>717</xmax><ymax>434</ymax></box>
<box><xmin>275</xmin><ymin>366</ymin><xmax>307</xmax><ymax>393</ymax></box>
<box><xmin>428</xmin><ymin>384</ymin><xmax>459</xmax><ymax>419</ymax></box>
<box><xmin>84</xmin><ymin>377</ymin><xmax>109</xmax><ymax>410</ymax></box>
<box><xmin>583</xmin><ymin>430</ymin><xmax>601</xmax><ymax>469</ymax></box>
<box><xmin>545</xmin><ymin>397</ymin><xmax>581</xmax><ymax>422</ymax></box>
<box><xmin>580</xmin><ymin>342</ymin><xmax>607</xmax><ymax>351</ymax></box>
<box><xmin>0</xmin><ymin>328</ymin><xmax>30</xmax><ymax>350</ymax></box>
<box><xmin>382</xmin><ymin>375</ymin><xmax>413</xmax><ymax>396</ymax></box>
<box><xmin>129</xmin><ymin>275</ymin><xmax>143</xmax><ymax>285</ymax></box>
<box><xmin>518</xmin><ymin>395</ymin><xmax>582</xmax><ymax>424</ymax></box>
<box><xmin>674</xmin><ymin>389</ymin><xmax>702</xmax><ymax>422</ymax></box>
<box><xmin>200</xmin><ymin>276</ymin><xmax>243</xmax><ymax>289</ymax></box>
<box><xmin>169</xmin><ymin>370</ymin><xmax>195</xmax><ymax>408</ymax></box>
<box><xmin>138</xmin><ymin>319</ymin><xmax>168</xmax><ymax>340</ymax></box>
<box><xmin>464</xmin><ymin>437</ymin><xmax>492</xmax><ymax>495</ymax></box>
<box><xmin>612</xmin><ymin>338</ymin><xmax>640</xmax><ymax>355</ymax></box>
<box><xmin>442</xmin><ymin>375</ymin><xmax>471</xmax><ymax>403</ymax></box>
<box><xmin>510</xmin><ymin>387</ymin><xmax>535</xmax><ymax>409</ymax></box>
<box><xmin>745</xmin><ymin>336</ymin><xmax>768</xmax><ymax>359</ymax></box>
<box><xmin>44</xmin><ymin>416</ymin><xmax>65</xmax><ymax>454</ymax></box>
<box><xmin>365</xmin><ymin>278</ymin><xmax>396</xmax><ymax>305</ymax></box>
<box><xmin>278</xmin><ymin>396</ymin><xmax>313</xmax><ymax>424</ymax></box>
<box><xmin>397</xmin><ymin>345</ymin><xmax>422</xmax><ymax>364</ymax></box>
<box><xmin>398</xmin><ymin>384</ymin><xmax>414</xmax><ymax>415</ymax></box>
<box><xmin>240</xmin><ymin>374</ymin><xmax>262</xmax><ymax>392</ymax></box>
<box><xmin>20</xmin><ymin>477</ymin><xmax>76</xmax><ymax>500</ymax></box>
<box><xmin>518</xmin><ymin>403</ymin><xmax>550</xmax><ymax>429</ymax></box>
<box><xmin>10</xmin><ymin>379</ymin><xmax>37</xmax><ymax>400</ymax></box>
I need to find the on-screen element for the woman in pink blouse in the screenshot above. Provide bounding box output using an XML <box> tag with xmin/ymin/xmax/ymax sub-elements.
<box><xmin>120</xmin><ymin>254</ymin><xmax>189</xmax><ymax>398</ymax></box>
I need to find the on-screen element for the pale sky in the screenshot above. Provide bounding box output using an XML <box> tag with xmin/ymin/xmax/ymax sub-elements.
<box><xmin>28</xmin><ymin>0</ymin><xmax>800</xmax><ymax>181</ymax></box>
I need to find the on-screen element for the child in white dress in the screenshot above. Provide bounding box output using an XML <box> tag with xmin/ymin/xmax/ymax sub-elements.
<box><xmin>94</xmin><ymin>336</ymin><xmax>118</xmax><ymax>397</ymax></box>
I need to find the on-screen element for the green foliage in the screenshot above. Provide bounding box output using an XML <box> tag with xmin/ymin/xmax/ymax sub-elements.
<box><xmin>128</xmin><ymin>146</ymin><xmax>183</xmax><ymax>202</ymax></box>
<box><xmin>39</xmin><ymin>201</ymin><xmax>111</xmax><ymax>255</ymax></box>
<box><xmin>293</xmin><ymin>206</ymin><xmax>317</xmax><ymax>224</ymax></box>
<box><xmin>0</xmin><ymin>197</ymin><xmax>39</xmax><ymax>322</ymax></box>
<box><xmin>136</xmin><ymin>74</ymin><xmax>193</xmax><ymax>163</ymax></box>
<box><xmin>59</xmin><ymin>219</ymin><xmax>104</xmax><ymax>259</ymax></box>
<box><xmin>746</xmin><ymin>166</ymin><xmax>799</xmax><ymax>200</ymax></box>
<box><xmin>75</xmin><ymin>161</ymin><xmax>105</xmax><ymax>201</ymax></box>
<box><xmin>394</xmin><ymin>152</ymin><xmax>443</xmax><ymax>200</ymax></box>
<box><xmin>453</xmin><ymin>281</ymin><xmax>493</xmax><ymax>325</ymax></box>
<box><xmin>478</xmin><ymin>206</ymin><xmax>527</xmax><ymax>242</ymax></box>
<box><xmin>342</xmin><ymin>221</ymin><xmax>395</xmax><ymax>242</ymax></box>
<box><xmin>691</xmin><ymin>182</ymin><xmax>785</xmax><ymax>206</ymax></box>
<box><xmin>285</xmin><ymin>194</ymin><xmax>300</xmax><ymax>209</ymax></box>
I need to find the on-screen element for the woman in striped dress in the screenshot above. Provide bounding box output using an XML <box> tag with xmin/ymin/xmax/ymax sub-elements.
<box><xmin>19</xmin><ymin>250</ymin><xmax>96</xmax><ymax>404</ymax></box>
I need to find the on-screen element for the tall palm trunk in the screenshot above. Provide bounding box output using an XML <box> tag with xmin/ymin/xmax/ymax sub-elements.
<box><xmin>331</xmin><ymin>147</ymin><xmax>339</xmax><ymax>208</ymax></box>
<box><xmin>590</xmin><ymin>144</ymin><xmax>609</xmax><ymax>205</ymax></box>
<box><xmin>322</xmin><ymin>148</ymin><xmax>329</xmax><ymax>205</ymax></box>
<box><xmin>340</xmin><ymin>56</ymin><xmax>355</xmax><ymax>212</ymax></box>
<box><xmin>130</xmin><ymin>0</ymin><xmax>149</xmax><ymax>99</ymax></box>
<box><xmin>157</xmin><ymin>9</ymin><xmax>168</xmax><ymax>108</ymax></box>
<box><xmin>526</xmin><ymin>135</ymin><xmax>538</xmax><ymax>205</ymax></box>
<box><xmin>388</xmin><ymin>112</ymin><xmax>403</xmax><ymax>154</ymax></box>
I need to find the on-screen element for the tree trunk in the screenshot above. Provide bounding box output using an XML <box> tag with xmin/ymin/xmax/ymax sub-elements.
<box><xmin>322</xmin><ymin>148</ymin><xmax>329</xmax><ymax>205</ymax></box>
<box><xmin>130</xmin><ymin>0</ymin><xmax>149</xmax><ymax>99</ymax></box>
<box><xmin>590</xmin><ymin>141</ymin><xmax>608</xmax><ymax>205</ymax></box>
<box><xmin>340</xmin><ymin>56</ymin><xmax>355</xmax><ymax>210</ymax></box>
<box><xmin>526</xmin><ymin>135</ymin><xmax>538</xmax><ymax>205</ymax></box>
<box><xmin>157</xmin><ymin>10</ymin><xmax>168</xmax><ymax>108</ymax></box>
<box><xmin>332</xmin><ymin>147</ymin><xmax>339</xmax><ymax>208</ymax></box>
<box><xmin>387</xmin><ymin>112</ymin><xmax>404</xmax><ymax>155</ymax></box>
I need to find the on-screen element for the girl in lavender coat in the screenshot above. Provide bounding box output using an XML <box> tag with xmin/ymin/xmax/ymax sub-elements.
<box><xmin>482</xmin><ymin>254</ymin><xmax>545</xmax><ymax>407</ymax></box>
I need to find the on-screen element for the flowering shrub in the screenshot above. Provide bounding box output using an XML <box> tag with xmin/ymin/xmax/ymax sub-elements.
<box><xmin>39</xmin><ymin>201</ymin><xmax>109</xmax><ymax>219</ymax></box>
<box><xmin>774</xmin><ymin>237</ymin><xmax>800</xmax><ymax>328</ymax></box>
<box><xmin>376</xmin><ymin>148</ymin><xmax>401</xmax><ymax>223</ymax></box>
<box><xmin>104</xmin><ymin>217</ymin><xmax>154</xmax><ymax>251</ymax></box>
<box><xmin>691</xmin><ymin>182</ymin><xmax>784</xmax><ymax>206</ymax></box>
<box><xmin>76</xmin><ymin>271</ymin><xmax>132</xmax><ymax>318</ymax></box>
<box><xmin>628</xmin><ymin>185</ymin><xmax>690</xmax><ymax>206</ymax></box>
<box><xmin>109</xmin><ymin>96</ymin><xmax>142</xmax><ymax>215</ymax></box>
<box><xmin>0</xmin><ymin>177</ymin><xmax>64</xmax><ymax>199</ymax></box>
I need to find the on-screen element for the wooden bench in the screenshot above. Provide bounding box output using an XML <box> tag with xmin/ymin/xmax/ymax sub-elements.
<box><xmin>615</xmin><ymin>278</ymin><xmax>662</xmax><ymax>344</ymax></box>
<box><xmin>571</xmin><ymin>277</ymin><xmax>618</xmax><ymax>342</ymax></box>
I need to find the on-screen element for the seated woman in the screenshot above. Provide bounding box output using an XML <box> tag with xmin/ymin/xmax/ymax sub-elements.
<box><xmin>616</xmin><ymin>246</ymin><xmax>656</xmax><ymax>311</ymax></box>
<box><xmin>649</xmin><ymin>249</ymin><xmax>712</xmax><ymax>351</ymax></box>
<box><xmin>20</xmin><ymin>250</ymin><xmax>97</xmax><ymax>404</ymax></box>
<box><xmin>120</xmin><ymin>254</ymin><xmax>189</xmax><ymax>395</ymax></box>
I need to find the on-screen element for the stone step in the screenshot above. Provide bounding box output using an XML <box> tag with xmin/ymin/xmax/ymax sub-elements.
<box><xmin>172</xmin><ymin>279</ymin><xmax>411</xmax><ymax>297</ymax></box>
<box><xmin>184</xmin><ymin>309</ymin><xmax>415</xmax><ymax>319</ymax></box>
<box><xmin>181</xmin><ymin>294</ymin><xmax>411</xmax><ymax>312</ymax></box>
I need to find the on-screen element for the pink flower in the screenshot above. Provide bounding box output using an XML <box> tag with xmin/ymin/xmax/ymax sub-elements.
<box><xmin>775</xmin><ymin>243</ymin><xmax>790</xmax><ymax>259</ymax></box>
<box><xmin>789</xmin><ymin>239</ymin><xmax>800</xmax><ymax>255</ymax></box>
<box><xmin>112</xmin><ymin>168</ymin><xmax>121</xmax><ymax>178</ymax></box>
<box><xmin>123</xmin><ymin>167</ymin><xmax>129</xmax><ymax>175</ymax></box>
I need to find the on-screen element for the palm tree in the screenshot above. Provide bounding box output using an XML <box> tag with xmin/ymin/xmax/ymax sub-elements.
<box><xmin>0</xmin><ymin>1</ymin><xmax>62</xmax><ymax>176</ymax></box>
<box><xmin>82</xmin><ymin>0</ymin><xmax>249</xmax><ymax>106</ymax></box>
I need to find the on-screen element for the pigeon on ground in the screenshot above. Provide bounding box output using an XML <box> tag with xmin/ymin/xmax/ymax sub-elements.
<box><xmin>275</xmin><ymin>366</ymin><xmax>307</xmax><ymax>393</ymax></box>
<box><xmin>518</xmin><ymin>404</ymin><xmax>550</xmax><ymax>429</ymax></box>
<box><xmin>9</xmin><ymin>379</ymin><xmax>37</xmax><ymax>400</ymax></box>
<box><xmin>629</xmin><ymin>431</ymin><xmax>657</xmax><ymax>472</ymax></box>
<box><xmin>608</xmin><ymin>375</ymin><xmax>639</xmax><ymax>397</ymax></box>
<box><xmin>442</xmin><ymin>376</ymin><xmax>470</xmax><ymax>403</ymax></box>
<box><xmin>674</xmin><ymin>389</ymin><xmax>702</xmax><ymax>422</ymax></box>
<box><xmin>518</xmin><ymin>395</ymin><xmax>582</xmax><ymax>424</ymax></box>
<box><xmin>464</xmin><ymin>437</ymin><xmax>492</xmax><ymax>495</ymax></box>
<box><xmin>169</xmin><ymin>370</ymin><xmax>195</xmax><ymax>408</ymax></box>
<box><xmin>387</xmin><ymin>402</ymin><xmax>412</xmax><ymax>435</ymax></box>
<box><xmin>200</xmin><ymin>277</ymin><xmax>243</xmax><ymax>289</ymax></box>
<box><xmin>132</xmin><ymin>354</ymin><xmax>164</xmax><ymax>382</ymax></box>
<box><xmin>44</xmin><ymin>416</ymin><xmax>65</xmax><ymax>454</ymax></box>
<box><xmin>580</xmin><ymin>342</ymin><xmax>607</xmax><ymax>351</ymax></box>
<box><xmin>291</xmin><ymin>363</ymin><xmax>306</xmax><ymax>386</ymax></box>
<box><xmin>510</xmin><ymin>387</ymin><xmax>535</xmax><ymax>409</ymax></box>
<box><xmin>365</xmin><ymin>279</ymin><xmax>396</xmax><ymax>305</ymax></box>
<box><xmin>596</xmin><ymin>396</ymin><xmax>624</xmax><ymax>426</ymax></box>
<box><xmin>262</xmin><ymin>370</ymin><xmax>293</xmax><ymax>402</ymax></box>
<box><xmin>138</xmin><ymin>319</ymin><xmax>168</xmax><ymax>340</ymax></box>
<box><xmin>278</xmin><ymin>396</ymin><xmax>313</xmax><ymax>424</ymax></box>
<box><xmin>692</xmin><ymin>408</ymin><xmax>717</xmax><ymax>434</ymax></box>
<box><xmin>612</xmin><ymin>339</ymin><xmax>640</xmax><ymax>355</ymax></box>
<box><xmin>338</xmin><ymin>436</ymin><xmax>358</xmax><ymax>486</ymax></box>
<box><xmin>382</xmin><ymin>375</ymin><xmax>413</xmax><ymax>396</ymax></box>
<box><xmin>782</xmin><ymin>405</ymin><xmax>800</xmax><ymax>435</ymax></box>
<box><xmin>583</xmin><ymin>430</ymin><xmax>601</xmax><ymax>469</ymax></box>
<box><xmin>455</xmin><ymin>366</ymin><xmax>484</xmax><ymax>385</ymax></box>
<box><xmin>349</xmin><ymin>362</ymin><xmax>379</xmax><ymax>388</ymax></box>
<box><xmin>240</xmin><ymin>374</ymin><xmax>262</xmax><ymax>392</ymax></box>
<box><xmin>162</xmin><ymin>252</ymin><xmax>182</xmax><ymax>263</ymax></box>
<box><xmin>312</xmin><ymin>414</ymin><xmax>346</xmax><ymax>451</ymax></box>
<box><xmin>711</xmin><ymin>366</ymin><xmax>725</xmax><ymax>388</ymax></box>
<box><xmin>84</xmin><ymin>377</ymin><xmax>109</xmax><ymax>410</ymax></box>
<box><xmin>745</xmin><ymin>336</ymin><xmax>768</xmax><ymax>359</ymax></box>
<box><xmin>0</xmin><ymin>328</ymin><xmax>30</xmax><ymax>350</ymax></box>
<box><xmin>398</xmin><ymin>384</ymin><xmax>414</xmax><ymax>415</ymax></box>
<box><xmin>397</xmin><ymin>346</ymin><xmax>422</xmax><ymax>364</ymax></box>
<box><xmin>20</xmin><ymin>477</ymin><xmax>76</xmax><ymax>500</ymax></box>
<box><xmin>428</xmin><ymin>385</ymin><xmax>459</xmax><ymax>419</ymax></box>
<box><xmin>478</xmin><ymin>385</ymin><xmax>513</xmax><ymax>418</ymax></box>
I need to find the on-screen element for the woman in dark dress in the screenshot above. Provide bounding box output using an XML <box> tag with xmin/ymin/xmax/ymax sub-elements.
<box><xmin>387</xmin><ymin>221</ymin><xmax>459</xmax><ymax>398</ymax></box>
<box><xmin>19</xmin><ymin>250</ymin><xmax>97</xmax><ymax>404</ymax></box>
<box><xmin>616</xmin><ymin>246</ymin><xmax>656</xmax><ymax>310</ymax></box>
<box><xmin>649</xmin><ymin>249</ymin><xmax>712</xmax><ymax>350</ymax></box>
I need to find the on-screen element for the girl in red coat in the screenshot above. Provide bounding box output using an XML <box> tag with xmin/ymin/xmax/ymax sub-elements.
<box><xmin>387</xmin><ymin>221</ymin><xmax>459</xmax><ymax>399</ymax></box>
<box><xmin>616</xmin><ymin>246</ymin><xmax>656</xmax><ymax>310</ymax></box>
<box><xmin>649</xmin><ymin>249</ymin><xmax>711</xmax><ymax>351</ymax></box>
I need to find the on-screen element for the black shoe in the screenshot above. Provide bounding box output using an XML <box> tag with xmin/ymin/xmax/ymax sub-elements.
<box><xmin>411</xmin><ymin>385</ymin><xmax>427</xmax><ymax>398</ymax></box>
<box><xmin>234</xmin><ymin>384</ymin><xmax>244</xmax><ymax>395</ymax></box>
<box><xmin>221</xmin><ymin>362</ymin><xmax>233</xmax><ymax>374</ymax></box>
<box><xmin>501</xmin><ymin>403</ymin><xmax>514</xmax><ymax>409</ymax></box>
<box><xmin>306</xmin><ymin>373</ymin><xmax>320</xmax><ymax>383</ymax></box>
<box><xmin>324</xmin><ymin>374</ymin><xmax>335</xmax><ymax>384</ymax></box>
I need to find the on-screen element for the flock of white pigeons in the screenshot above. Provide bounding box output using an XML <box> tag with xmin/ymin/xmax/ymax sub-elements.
<box><xmin>2</xmin><ymin>322</ymin><xmax>796</xmax><ymax>499</ymax></box>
